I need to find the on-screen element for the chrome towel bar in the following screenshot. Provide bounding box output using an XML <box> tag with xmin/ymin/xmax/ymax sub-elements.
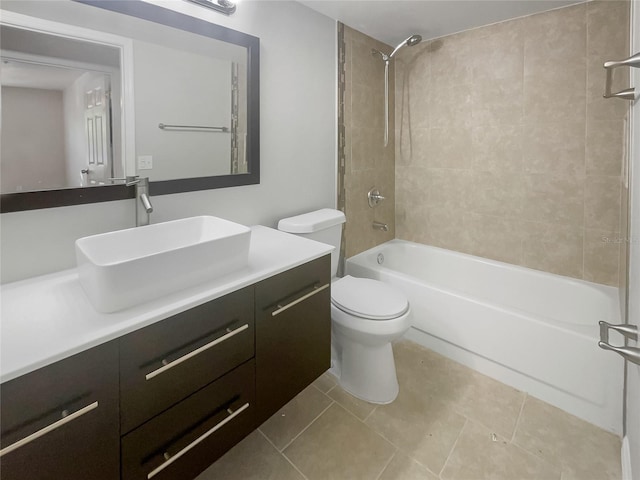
<box><xmin>158</xmin><ymin>123</ymin><xmax>229</xmax><ymax>132</ymax></box>
<box><xmin>603</xmin><ymin>52</ymin><xmax>640</xmax><ymax>101</ymax></box>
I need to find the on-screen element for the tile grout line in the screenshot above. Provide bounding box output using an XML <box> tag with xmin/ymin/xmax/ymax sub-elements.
<box><xmin>438</xmin><ymin>418</ymin><xmax>468</xmax><ymax>478</ymax></box>
<box><xmin>505</xmin><ymin>395</ymin><xmax>565</xmax><ymax>476</ymax></box>
<box><xmin>510</xmin><ymin>392</ymin><xmax>528</xmax><ymax>443</ymax></box>
<box><xmin>362</xmin><ymin>404</ymin><xmax>379</xmax><ymax>423</ymax></box>
<box><xmin>373</xmin><ymin>447</ymin><xmax>399</xmax><ymax>480</ymax></box>
<box><xmin>257</xmin><ymin>429</ymin><xmax>310</xmax><ymax>480</ymax></box>
<box><xmin>278</xmin><ymin>400</ymin><xmax>336</xmax><ymax>453</ymax></box>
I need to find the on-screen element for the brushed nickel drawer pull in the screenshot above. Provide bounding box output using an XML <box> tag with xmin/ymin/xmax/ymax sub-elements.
<box><xmin>0</xmin><ymin>401</ymin><xmax>99</xmax><ymax>458</ymax></box>
<box><xmin>272</xmin><ymin>283</ymin><xmax>330</xmax><ymax>317</ymax></box>
<box><xmin>147</xmin><ymin>402</ymin><xmax>250</xmax><ymax>479</ymax></box>
<box><xmin>145</xmin><ymin>323</ymin><xmax>249</xmax><ymax>381</ymax></box>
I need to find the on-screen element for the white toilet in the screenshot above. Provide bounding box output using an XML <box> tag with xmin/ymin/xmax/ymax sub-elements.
<box><xmin>278</xmin><ymin>208</ymin><xmax>411</xmax><ymax>404</ymax></box>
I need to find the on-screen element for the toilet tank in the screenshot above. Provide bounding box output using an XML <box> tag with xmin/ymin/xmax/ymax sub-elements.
<box><xmin>277</xmin><ymin>209</ymin><xmax>346</xmax><ymax>277</ymax></box>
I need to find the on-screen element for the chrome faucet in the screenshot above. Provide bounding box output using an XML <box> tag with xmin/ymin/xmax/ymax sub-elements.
<box><xmin>133</xmin><ymin>177</ymin><xmax>153</xmax><ymax>227</ymax></box>
<box><xmin>109</xmin><ymin>176</ymin><xmax>153</xmax><ymax>226</ymax></box>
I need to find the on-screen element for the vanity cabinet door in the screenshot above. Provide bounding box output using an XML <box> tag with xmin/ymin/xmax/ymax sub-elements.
<box><xmin>119</xmin><ymin>286</ymin><xmax>254</xmax><ymax>434</ymax></box>
<box><xmin>255</xmin><ymin>255</ymin><xmax>331</xmax><ymax>424</ymax></box>
<box><xmin>0</xmin><ymin>341</ymin><xmax>119</xmax><ymax>480</ymax></box>
<box><xmin>121</xmin><ymin>360</ymin><xmax>255</xmax><ymax>480</ymax></box>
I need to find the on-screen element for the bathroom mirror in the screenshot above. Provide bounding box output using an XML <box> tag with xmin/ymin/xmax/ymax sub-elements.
<box><xmin>0</xmin><ymin>0</ymin><xmax>260</xmax><ymax>213</ymax></box>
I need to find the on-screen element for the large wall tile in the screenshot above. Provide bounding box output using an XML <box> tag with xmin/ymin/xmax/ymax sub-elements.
<box><xmin>428</xmin><ymin>82</ymin><xmax>473</xmax><ymax>130</ymax></box>
<box><xmin>429</xmin><ymin>127</ymin><xmax>473</xmax><ymax>169</ymax></box>
<box><xmin>464</xmin><ymin>213</ymin><xmax>524</xmax><ymax>264</ymax></box>
<box><xmin>521</xmin><ymin>222</ymin><xmax>584</xmax><ymax>278</ymax></box>
<box><xmin>467</xmin><ymin>171</ymin><xmax>524</xmax><ymax>218</ymax></box>
<box><xmin>585</xmin><ymin>175</ymin><xmax>622</xmax><ymax>231</ymax></box>
<box><xmin>586</xmin><ymin>119</ymin><xmax>625</xmax><ymax>176</ymax></box>
<box><xmin>522</xmin><ymin>122</ymin><xmax>586</xmax><ymax>176</ymax></box>
<box><xmin>584</xmin><ymin>228</ymin><xmax>621</xmax><ymax>286</ymax></box>
<box><xmin>471</xmin><ymin>124</ymin><xmax>523</xmax><ymax>173</ymax></box>
<box><xmin>521</xmin><ymin>174</ymin><xmax>584</xmax><ymax>226</ymax></box>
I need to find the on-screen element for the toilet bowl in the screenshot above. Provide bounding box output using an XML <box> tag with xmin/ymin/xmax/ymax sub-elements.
<box><xmin>330</xmin><ymin>275</ymin><xmax>411</xmax><ymax>404</ymax></box>
<box><xmin>277</xmin><ymin>209</ymin><xmax>411</xmax><ymax>404</ymax></box>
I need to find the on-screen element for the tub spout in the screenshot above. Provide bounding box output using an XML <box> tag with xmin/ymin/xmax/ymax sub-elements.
<box><xmin>373</xmin><ymin>221</ymin><xmax>389</xmax><ymax>232</ymax></box>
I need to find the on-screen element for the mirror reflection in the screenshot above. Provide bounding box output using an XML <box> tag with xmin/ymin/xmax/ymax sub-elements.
<box><xmin>1</xmin><ymin>25</ymin><xmax>123</xmax><ymax>193</ymax></box>
<box><xmin>133</xmin><ymin>32</ymin><xmax>248</xmax><ymax>181</ymax></box>
<box><xmin>0</xmin><ymin>0</ymin><xmax>256</xmax><ymax>202</ymax></box>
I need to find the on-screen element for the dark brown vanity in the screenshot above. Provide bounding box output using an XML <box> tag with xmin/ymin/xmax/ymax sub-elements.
<box><xmin>0</xmin><ymin>254</ymin><xmax>330</xmax><ymax>480</ymax></box>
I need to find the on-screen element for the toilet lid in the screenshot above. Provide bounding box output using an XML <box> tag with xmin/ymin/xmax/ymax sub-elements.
<box><xmin>331</xmin><ymin>276</ymin><xmax>409</xmax><ymax>320</ymax></box>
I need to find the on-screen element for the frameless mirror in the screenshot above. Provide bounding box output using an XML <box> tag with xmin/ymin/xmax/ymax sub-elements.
<box><xmin>0</xmin><ymin>0</ymin><xmax>260</xmax><ymax>212</ymax></box>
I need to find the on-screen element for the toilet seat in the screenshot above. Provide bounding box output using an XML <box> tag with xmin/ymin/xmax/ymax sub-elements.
<box><xmin>331</xmin><ymin>275</ymin><xmax>409</xmax><ymax>320</ymax></box>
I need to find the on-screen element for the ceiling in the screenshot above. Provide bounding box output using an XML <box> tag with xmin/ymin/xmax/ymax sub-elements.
<box><xmin>298</xmin><ymin>0</ymin><xmax>581</xmax><ymax>46</ymax></box>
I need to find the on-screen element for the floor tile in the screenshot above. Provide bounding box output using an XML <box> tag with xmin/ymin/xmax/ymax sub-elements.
<box><xmin>441</xmin><ymin>420</ymin><xmax>561</xmax><ymax>480</ymax></box>
<box><xmin>378</xmin><ymin>452</ymin><xmax>439</xmax><ymax>480</ymax></box>
<box><xmin>449</xmin><ymin>369</ymin><xmax>526</xmax><ymax>439</ymax></box>
<box><xmin>327</xmin><ymin>384</ymin><xmax>377</xmax><ymax>420</ymax></box>
<box><xmin>365</xmin><ymin>383</ymin><xmax>467</xmax><ymax>474</ymax></box>
<box><xmin>195</xmin><ymin>430</ymin><xmax>304</xmax><ymax>480</ymax></box>
<box><xmin>259</xmin><ymin>384</ymin><xmax>333</xmax><ymax>451</ymax></box>
<box><xmin>284</xmin><ymin>403</ymin><xmax>395</xmax><ymax>480</ymax></box>
<box><xmin>313</xmin><ymin>371</ymin><xmax>338</xmax><ymax>393</ymax></box>
<box><xmin>513</xmin><ymin>396</ymin><xmax>622</xmax><ymax>480</ymax></box>
<box><xmin>394</xmin><ymin>340</ymin><xmax>525</xmax><ymax>439</ymax></box>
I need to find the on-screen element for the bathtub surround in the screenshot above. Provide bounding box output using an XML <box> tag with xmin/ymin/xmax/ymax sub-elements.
<box><xmin>394</xmin><ymin>1</ymin><xmax>629</xmax><ymax>287</ymax></box>
<box><xmin>340</xmin><ymin>25</ymin><xmax>396</xmax><ymax>258</ymax></box>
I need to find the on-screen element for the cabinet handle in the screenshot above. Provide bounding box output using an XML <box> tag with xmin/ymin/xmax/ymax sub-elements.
<box><xmin>272</xmin><ymin>283</ymin><xmax>330</xmax><ymax>317</ymax></box>
<box><xmin>0</xmin><ymin>401</ymin><xmax>98</xmax><ymax>458</ymax></box>
<box><xmin>145</xmin><ymin>323</ymin><xmax>249</xmax><ymax>381</ymax></box>
<box><xmin>147</xmin><ymin>402</ymin><xmax>250</xmax><ymax>479</ymax></box>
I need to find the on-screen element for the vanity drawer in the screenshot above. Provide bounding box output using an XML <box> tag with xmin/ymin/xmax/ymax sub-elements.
<box><xmin>0</xmin><ymin>341</ymin><xmax>119</xmax><ymax>480</ymax></box>
<box><xmin>119</xmin><ymin>286</ymin><xmax>254</xmax><ymax>433</ymax></box>
<box><xmin>121</xmin><ymin>359</ymin><xmax>255</xmax><ymax>480</ymax></box>
<box><xmin>255</xmin><ymin>255</ymin><xmax>331</xmax><ymax>424</ymax></box>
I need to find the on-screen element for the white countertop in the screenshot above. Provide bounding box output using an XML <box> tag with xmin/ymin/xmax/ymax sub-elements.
<box><xmin>0</xmin><ymin>226</ymin><xmax>333</xmax><ymax>384</ymax></box>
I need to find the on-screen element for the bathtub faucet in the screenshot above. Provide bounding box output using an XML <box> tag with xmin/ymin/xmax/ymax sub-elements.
<box><xmin>373</xmin><ymin>221</ymin><xmax>389</xmax><ymax>232</ymax></box>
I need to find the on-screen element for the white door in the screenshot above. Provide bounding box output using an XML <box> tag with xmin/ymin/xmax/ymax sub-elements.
<box><xmin>82</xmin><ymin>73</ymin><xmax>112</xmax><ymax>185</ymax></box>
<box><xmin>625</xmin><ymin>2</ymin><xmax>640</xmax><ymax>478</ymax></box>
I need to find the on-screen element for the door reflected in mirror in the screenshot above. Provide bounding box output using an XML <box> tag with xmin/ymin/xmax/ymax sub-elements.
<box><xmin>1</xmin><ymin>25</ymin><xmax>124</xmax><ymax>194</ymax></box>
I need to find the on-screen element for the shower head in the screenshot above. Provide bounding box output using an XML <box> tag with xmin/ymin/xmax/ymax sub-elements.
<box><xmin>389</xmin><ymin>34</ymin><xmax>422</xmax><ymax>59</ymax></box>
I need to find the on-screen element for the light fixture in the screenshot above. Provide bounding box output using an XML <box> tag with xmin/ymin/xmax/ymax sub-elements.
<box><xmin>185</xmin><ymin>0</ymin><xmax>236</xmax><ymax>15</ymax></box>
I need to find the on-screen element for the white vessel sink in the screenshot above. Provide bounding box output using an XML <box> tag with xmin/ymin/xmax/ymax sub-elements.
<box><xmin>76</xmin><ymin>216</ymin><xmax>251</xmax><ymax>313</ymax></box>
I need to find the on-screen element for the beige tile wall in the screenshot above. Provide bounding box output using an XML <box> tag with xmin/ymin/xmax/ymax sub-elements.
<box><xmin>343</xmin><ymin>26</ymin><xmax>396</xmax><ymax>258</ymax></box>
<box><xmin>394</xmin><ymin>1</ymin><xmax>629</xmax><ymax>286</ymax></box>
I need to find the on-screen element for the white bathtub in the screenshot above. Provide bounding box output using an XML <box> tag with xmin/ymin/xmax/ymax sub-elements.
<box><xmin>346</xmin><ymin>239</ymin><xmax>624</xmax><ymax>434</ymax></box>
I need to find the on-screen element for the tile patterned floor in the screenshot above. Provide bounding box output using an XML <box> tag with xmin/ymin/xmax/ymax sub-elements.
<box><xmin>196</xmin><ymin>340</ymin><xmax>622</xmax><ymax>480</ymax></box>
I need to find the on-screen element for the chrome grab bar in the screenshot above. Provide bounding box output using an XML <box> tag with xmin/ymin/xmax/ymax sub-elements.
<box><xmin>272</xmin><ymin>283</ymin><xmax>330</xmax><ymax>317</ymax></box>
<box><xmin>598</xmin><ymin>321</ymin><xmax>640</xmax><ymax>366</ymax></box>
<box><xmin>145</xmin><ymin>323</ymin><xmax>249</xmax><ymax>381</ymax></box>
<box><xmin>603</xmin><ymin>52</ymin><xmax>640</xmax><ymax>101</ymax></box>
<box><xmin>0</xmin><ymin>401</ymin><xmax>99</xmax><ymax>458</ymax></box>
<box><xmin>147</xmin><ymin>402</ymin><xmax>250</xmax><ymax>479</ymax></box>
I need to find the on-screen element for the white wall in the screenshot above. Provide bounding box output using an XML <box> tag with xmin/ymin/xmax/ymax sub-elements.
<box><xmin>0</xmin><ymin>0</ymin><xmax>337</xmax><ymax>283</ymax></box>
